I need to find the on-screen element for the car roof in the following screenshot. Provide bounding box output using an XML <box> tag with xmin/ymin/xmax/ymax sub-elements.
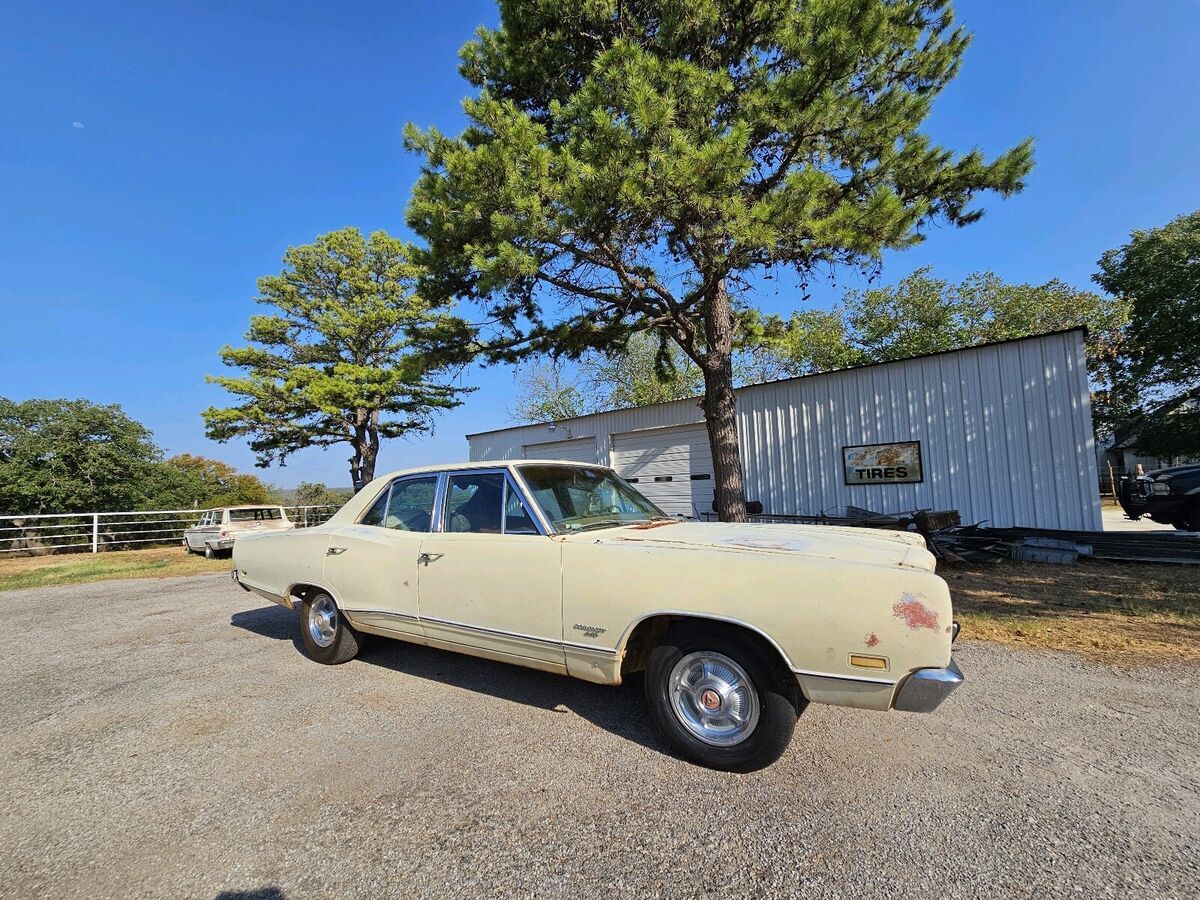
<box><xmin>371</xmin><ymin>459</ymin><xmax>611</xmax><ymax>482</ymax></box>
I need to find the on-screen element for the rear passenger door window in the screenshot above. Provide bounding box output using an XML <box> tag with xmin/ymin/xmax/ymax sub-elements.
<box><xmin>359</xmin><ymin>476</ymin><xmax>438</xmax><ymax>531</ymax></box>
<box><xmin>384</xmin><ymin>478</ymin><xmax>437</xmax><ymax>531</ymax></box>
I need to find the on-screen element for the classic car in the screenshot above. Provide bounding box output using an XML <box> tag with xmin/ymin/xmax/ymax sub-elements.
<box><xmin>184</xmin><ymin>505</ymin><xmax>293</xmax><ymax>558</ymax></box>
<box><xmin>232</xmin><ymin>461</ymin><xmax>962</xmax><ymax>771</ymax></box>
<box><xmin>1117</xmin><ymin>463</ymin><xmax>1200</xmax><ymax>531</ymax></box>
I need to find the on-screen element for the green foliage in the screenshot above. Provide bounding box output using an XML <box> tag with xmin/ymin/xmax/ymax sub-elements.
<box><xmin>1095</xmin><ymin>210</ymin><xmax>1200</xmax><ymax>457</ymax></box>
<box><xmin>764</xmin><ymin>268</ymin><xmax>1129</xmax><ymax>374</ymax></box>
<box><xmin>406</xmin><ymin>0</ymin><xmax>1031</xmax><ymax>360</ymax></box>
<box><xmin>0</xmin><ymin>398</ymin><xmax>285</xmax><ymax>515</ymax></box>
<box><xmin>0</xmin><ymin>398</ymin><xmax>166</xmax><ymax>515</ymax></box>
<box><xmin>161</xmin><ymin>454</ymin><xmax>274</xmax><ymax>507</ymax></box>
<box><xmin>292</xmin><ymin>481</ymin><xmax>354</xmax><ymax>508</ymax></box>
<box><xmin>203</xmin><ymin>228</ymin><xmax>470</xmax><ymax>486</ymax></box>
<box><xmin>511</xmin><ymin>358</ymin><xmax>589</xmax><ymax>423</ymax></box>
<box><xmin>513</xmin><ymin>334</ymin><xmax>705</xmax><ymax>423</ymax></box>
<box><xmin>584</xmin><ymin>333</ymin><xmax>704</xmax><ymax>409</ymax></box>
<box><xmin>405</xmin><ymin>0</ymin><xmax>1032</xmax><ymax>517</ymax></box>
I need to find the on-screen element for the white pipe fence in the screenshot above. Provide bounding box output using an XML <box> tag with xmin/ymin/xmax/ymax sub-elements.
<box><xmin>0</xmin><ymin>505</ymin><xmax>341</xmax><ymax>556</ymax></box>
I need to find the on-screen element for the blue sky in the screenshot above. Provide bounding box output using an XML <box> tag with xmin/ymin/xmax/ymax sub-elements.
<box><xmin>2</xmin><ymin>1</ymin><xmax>1198</xmax><ymax>487</ymax></box>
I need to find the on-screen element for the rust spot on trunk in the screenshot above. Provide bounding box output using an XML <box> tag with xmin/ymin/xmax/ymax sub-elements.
<box><xmin>865</xmin><ymin>632</ymin><xmax>880</xmax><ymax>648</ymax></box>
<box><xmin>893</xmin><ymin>593</ymin><xmax>939</xmax><ymax>631</ymax></box>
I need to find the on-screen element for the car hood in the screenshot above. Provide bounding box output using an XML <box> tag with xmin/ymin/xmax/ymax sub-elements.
<box><xmin>1144</xmin><ymin>464</ymin><xmax>1200</xmax><ymax>480</ymax></box>
<box><xmin>575</xmin><ymin>521</ymin><xmax>937</xmax><ymax>572</ymax></box>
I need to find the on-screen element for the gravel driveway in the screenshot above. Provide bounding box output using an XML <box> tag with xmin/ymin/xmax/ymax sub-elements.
<box><xmin>3</xmin><ymin>575</ymin><xmax>1197</xmax><ymax>899</ymax></box>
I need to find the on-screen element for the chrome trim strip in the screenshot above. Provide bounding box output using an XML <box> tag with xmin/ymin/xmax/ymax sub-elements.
<box><xmin>792</xmin><ymin>667</ymin><xmax>896</xmax><ymax>686</ymax></box>
<box><xmin>344</xmin><ymin>611</ymin><xmax>619</xmax><ymax>656</ymax></box>
<box><xmin>560</xmin><ymin>640</ymin><xmax>621</xmax><ymax>656</ymax></box>
<box><xmin>421</xmin><ymin>615</ymin><xmax>565</xmax><ymax>649</ymax></box>
<box><xmin>431</xmin><ymin>471</ymin><xmax>449</xmax><ymax>534</ymax></box>
<box><xmin>342</xmin><ymin>607</ymin><xmax>420</xmax><ymax>622</ymax></box>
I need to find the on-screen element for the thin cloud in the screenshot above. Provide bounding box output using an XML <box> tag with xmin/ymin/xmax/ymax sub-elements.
<box><xmin>72</xmin><ymin>121</ymin><xmax>84</xmax><ymax>129</ymax></box>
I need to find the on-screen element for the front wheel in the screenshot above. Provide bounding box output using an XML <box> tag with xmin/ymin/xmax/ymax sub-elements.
<box><xmin>644</xmin><ymin>624</ymin><xmax>803</xmax><ymax>772</ymax></box>
<box><xmin>300</xmin><ymin>592</ymin><xmax>364</xmax><ymax>664</ymax></box>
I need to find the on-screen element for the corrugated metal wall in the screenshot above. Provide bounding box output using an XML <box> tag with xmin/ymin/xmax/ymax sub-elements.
<box><xmin>468</xmin><ymin>329</ymin><xmax>1102</xmax><ymax>530</ymax></box>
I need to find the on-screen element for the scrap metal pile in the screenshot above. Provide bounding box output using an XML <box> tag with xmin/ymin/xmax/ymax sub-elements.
<box><xmin>749</xmin><ymin>507</ymin><xmax>1200</xmax><ymax>565</ymax></box>
<box><xmin>930</xmin><ymin>524</ymin><xmax>1200</xmax><ymax>565</ymax></box>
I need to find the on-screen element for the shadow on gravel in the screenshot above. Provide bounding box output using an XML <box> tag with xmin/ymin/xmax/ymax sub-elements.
<box><xmin>215</xmin><ymin>889</ymin><xmax>285</xmax><ymax>900</ymax></box>
<box><xmin>230</xmin><ymin>604</ymin><xmax>672</xmax><ymax>759</ymax></box>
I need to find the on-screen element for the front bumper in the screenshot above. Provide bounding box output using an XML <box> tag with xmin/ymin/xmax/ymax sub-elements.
<box><xmin>893</xmin><ymin>657</ymin><xmax>964</xmax><ymax>713</ymax></box>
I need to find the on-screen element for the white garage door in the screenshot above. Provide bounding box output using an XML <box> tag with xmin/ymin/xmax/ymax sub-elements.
<box><xmin>522</xmin><ymin>436</ymin><xmax>598</xmax><ymax>463</ymax></box>
<box><xmin>612</xmin><ymin>424</ymin><xmax>714</xmax><ymax>519</ymax></box>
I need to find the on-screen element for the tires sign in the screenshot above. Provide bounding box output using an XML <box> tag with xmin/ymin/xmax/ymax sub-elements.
<box><xmin>842</xmin><ymin>441</ymin><xmax>923</xmax><ymax>485</ymax></box>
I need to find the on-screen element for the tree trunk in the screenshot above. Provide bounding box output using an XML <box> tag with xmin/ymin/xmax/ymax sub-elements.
<box><xmin>347</xmin><ymin>411</ymin><xmax>379</xmax><ymax>491</ymax></box>
<box><xmin>362</xmin><ymin>412</ymin><xmax>380</xmax><ymax>484</ymax></box>
<box><xmin>701</xmin><ymin>281</ymin><xmax>748</xmax><ymax>523</ymax></box>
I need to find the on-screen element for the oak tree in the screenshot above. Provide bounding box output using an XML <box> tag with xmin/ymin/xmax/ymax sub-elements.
<box><xmin>1095</xmin><ymin>210</ymin><xmax>1200</xmax><ymax>458</ymax></box>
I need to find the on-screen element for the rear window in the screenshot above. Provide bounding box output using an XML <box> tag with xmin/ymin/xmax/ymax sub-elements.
<box><xmin>228</xmin><ymin>507</ymin><xmax>283</xmax><ymax>522</ymax></box>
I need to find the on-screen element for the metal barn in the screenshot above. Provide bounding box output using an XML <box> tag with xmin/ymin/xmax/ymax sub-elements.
<box><xmin>467</xmin><ymin>328</ymin><xmax>1103</xmax><ymax>531</ymax></box>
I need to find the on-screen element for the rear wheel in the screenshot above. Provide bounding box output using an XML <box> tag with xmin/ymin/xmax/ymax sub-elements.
<box><xmin>300</xmin><ymin>592</ymin><xmax>364</xmax><ymax>665</ymax></box>
<box><xmin>644</xmin><ymin>624</ymin><xmax>802</xmax><ymax>772</ymax></box>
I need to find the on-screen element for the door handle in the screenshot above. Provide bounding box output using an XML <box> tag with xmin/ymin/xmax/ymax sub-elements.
<box><xmin>417</xmin><ymin>552</ymin><xmax>443</xmax><ymax>565</ymax></box>
<box><xmin>327</xmin><ymin>547</ymin><xmax>348</xmax><ymax>556</ymax></box>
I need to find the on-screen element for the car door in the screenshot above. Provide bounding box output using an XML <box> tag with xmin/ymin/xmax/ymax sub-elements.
<box><xmin>321</xmin><ymin>474</ymin><xmax>439</xmax><ymax>640</ymax></box>
<box><xmin>184</xmin><ymin>512</ymin><xmax>203</xmax><ymax>550</ymax></box>
<box><xmin>417</xmin><ymin>469</ymin><xmax>565</xmax><ymax>670</ymax></box>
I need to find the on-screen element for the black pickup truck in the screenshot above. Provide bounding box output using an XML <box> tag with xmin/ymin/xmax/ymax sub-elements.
<box><xmin>1118</xmin><ymin>464</ymin><xmax>1200</xmax><ymax>530</ymax></box>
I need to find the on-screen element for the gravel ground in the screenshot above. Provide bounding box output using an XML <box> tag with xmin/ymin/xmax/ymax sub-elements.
<box><xmin>2</xmin><ymin>575</ymin><xmax>1197</xmax><ymax>900</ymax></box>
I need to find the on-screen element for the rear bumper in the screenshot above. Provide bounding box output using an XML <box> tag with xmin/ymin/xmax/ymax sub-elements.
<box><xmin>892</xmin><ymin>657</ymin><xmax>964</xmax><ymax>713</ymax></box>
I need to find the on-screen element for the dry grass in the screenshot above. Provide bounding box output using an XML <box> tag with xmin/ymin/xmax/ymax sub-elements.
<box><xmin>0</xmin><ymin>547</ymin><xmax>229</xmax><ymax>592</ymax></box>
<box><xmin>3</xmin><ymin>545</ymin><xmax>1196</xmax><ymax>663</ymax></box>
<box><xmin>945</xmin><ymin>559</ymin><xmax>1200</xmax><ymax>662</ymax></box>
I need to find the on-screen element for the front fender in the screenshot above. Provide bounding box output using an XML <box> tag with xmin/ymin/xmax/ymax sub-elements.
<box><xmin>560</xmin><ymin>540</ymin><xmax>954</xmax><ymax>706</ymax></box>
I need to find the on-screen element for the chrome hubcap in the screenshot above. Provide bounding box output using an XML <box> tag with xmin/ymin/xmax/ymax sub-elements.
<box><xmin>668</xmin><ymin>651</ymin><xmax>760</xmax><ymax>747</ymax></box>
<box><xmin>307</xmin><ymin>595</ymin><xmax>338</xmax><ymax>648</ymax></box>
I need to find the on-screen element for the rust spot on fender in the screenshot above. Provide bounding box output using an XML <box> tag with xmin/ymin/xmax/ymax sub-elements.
<box><xmin>892</xmin><ymin>593</ymin><xmax>939</xmax><ymax>631</ymax></box>
<box><xmin>865</xmin><ymin>632</ymin><xmax>880</xmax><ymax>648</ymax></box>
<box><xmin>627</xmin><ymin>519</ymin><xmax>679</xmax><ymax>530</ymax></box>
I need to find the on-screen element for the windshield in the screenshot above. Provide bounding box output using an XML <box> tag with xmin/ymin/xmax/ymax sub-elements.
<box><xmin>518</xmin><ymin>465</ymin><xmax>667</xmax><ymax>532</ymax></box>
<box><xmin>228</xmin><ymin>507</ymin><xmax>283</xmax><ymax>522</ymax></box>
